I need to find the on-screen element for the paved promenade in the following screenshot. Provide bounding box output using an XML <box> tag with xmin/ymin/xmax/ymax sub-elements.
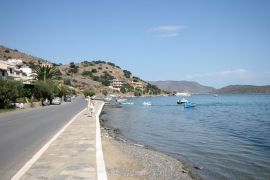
<box><xmin>12</xmin><ymin>100</ymin><xmax>106</xmax><ymax>180</ymax></box>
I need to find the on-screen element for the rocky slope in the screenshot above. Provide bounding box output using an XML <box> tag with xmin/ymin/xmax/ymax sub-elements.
<box><xmin>0</xmin><ymin>45</ymin><xmax>50</xmax><ymax>68</ymax></box>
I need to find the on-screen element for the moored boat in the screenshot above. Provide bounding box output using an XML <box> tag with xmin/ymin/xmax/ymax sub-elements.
<box><xmin>177</xmin><ymin>98</ymin><xmax>189</xmax><ymax>104</ymax></box>
<box><xmin>184</xmin><ymin>101</ymin><xmax>196</xmax><ymax>108</ymax></box>
<box><xmin>143</xmin><ymin>101</ymin><xmax>151</xmax><ymax>106</ymax></box>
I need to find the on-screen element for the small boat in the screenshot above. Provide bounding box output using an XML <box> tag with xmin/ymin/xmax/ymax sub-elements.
<box><xmin>121</xmin><ymin>102</ymin><xmax>134</xmax><ymax>105</ymax></box>
<box><xmin>213</xmin><ymin>94</ymin><xmax>218</xmax><ymax>97</ymax></box>
<box><xmin>175</xmin><ymin>92</ymin><xmax>191</xmax><ymax>97</ymax></box>
<box><xmin>117</xmin><ymin>98</ymin><xmax>127</xmax><ymax>103</ymax></box>
<box><xmin>184</xmin><ymin>101</ymin><xmax>196</xmax><ymax>108</ymax></box>
<box><xmin>143</xmin><ymin>101</ymin><xmax>151</xmax><ymax>106</ymax></box>
<box><xmin>177</xmin><ymin>98</ymin><xmax>189</xmax><ymax>104</ymax></box>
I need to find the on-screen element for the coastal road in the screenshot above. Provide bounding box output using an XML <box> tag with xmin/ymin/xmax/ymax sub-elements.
<box><xmin>0</xmin><ymin>96</ymin><xmax>86</xmax><ymax>180</ymax></box>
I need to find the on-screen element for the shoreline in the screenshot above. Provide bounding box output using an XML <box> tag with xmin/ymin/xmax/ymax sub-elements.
<box><xmin>100</xmin><ymin>116</ymin><xmax>199</xmax><ymax>180</ymax></box>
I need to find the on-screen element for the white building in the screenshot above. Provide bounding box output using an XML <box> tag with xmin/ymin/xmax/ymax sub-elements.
<box><xmin>20</xmin><ymin>66</ymin><xmax>32</xmax><ymax>76</ymax></box>
<box><xmin>110</xmin><ymin>79</ymin><xmax>124</xmax><ymax>88</ymax></box>
<box><xmin>109</xmin><ymin>79</ymin><xmax>124</xmax><ymax>91</ymax></box>
<box><xmin>131</xmin><ymin>80</ymin><xmax>143</xmax><ymax>88</ymax></box>
<box><xmin>8</xmin><ymin>59</ymin><xmax>23</xmax><ymax>66</ymax></box>
<box><xmin>0</xmin><ymin>60</ymin><xmax>34</xmax><ymax>83</ymax></box>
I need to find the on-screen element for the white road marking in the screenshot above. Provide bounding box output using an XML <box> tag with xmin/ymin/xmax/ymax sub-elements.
<box><xmin>96</xmin><ymin>102</ymin><xmax>108</xmax><ymax>180</ymax></box>
<box><xmin>11</xmin><ymin>108</ymin><xmax>86</xmax><ymax>180</ymax></box>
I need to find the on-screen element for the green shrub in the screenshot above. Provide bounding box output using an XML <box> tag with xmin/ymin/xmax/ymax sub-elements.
<box><xmin>101</xmin><ymin>79</ymin><xmax>110</xmax><ymax>86</ymax></box>
<box><xmin>91</xmin><ymin>69</ymin><xmax>97</xmax><ymax>73</ymax></box>
<box><xmin>102</xmin><ymin>90</ymin><xmax>108</xmax><ymax>96</ymax></box>
<box><xmin>64</xmin><ymin>79</ymin><xmax>71</xmax><ymax>86</ymax></box>
<box><xmin>93</xmin><ymin>60</ymin><xmax>106</xmax><ymax>64</ymax></box>
<box><xmin>134</xmin><ymin>90</ymin><xmax>142</xmax><ymax>96</ymax></box>
<box><xmin>69</xmin><ymin>62</ymin><xmax>78</xmax><ymax>73</ymax></box>
<box><xmin>33</xmin><ymin>81</ymin><xmax>59</xmax><ymax>101</ymax></box>
<box><xmin>120</xmin><ymin>87</ymin><xmax>126</xmax><ymax>93</ymax></box>
<box><xmin>92</xmin><ymin>76</ymin><xmax>100</xmax><ymax>81</ymax></box>
<box><xmin>123</xmin><ymin>70</ymin><xmax>132</xmax><ymax>78</ymax></box>
<box><xmin>84</xmin><ymin>88</ymin><xmax>95</xmax><ymax>97</ymax></box>
<box><xmin>58</xmin><ymin>84</ymin><xmax>72</xmax><ymax>97</ymax></box>
<box><xmin>99</xmin><ymin>72</ymin><xmax>114</xmax><ymax>86</ymax></box>
<box><xmin>82</xmin><ymin>71</ymin><xmax>93</xmax><ymax>77</ymax></box>
<box><xmin>107</xmin><ymin>62</ymin><xmax>115</xmax><ymax>67</ymax></box>
<box><xmin>0</xmin><ymin>78</ymin><xmax>23</xmax><ymax>107</ymax></box>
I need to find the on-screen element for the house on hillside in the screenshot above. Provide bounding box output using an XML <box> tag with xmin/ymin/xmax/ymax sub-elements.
<box><xmin>109</xmin><ymin>79</ymin><xmax>124</xmax><ymax>91</ymax></box>
<box><xmin>131</xmin><ymin>80</ymin><xmax>143</xmax><ymax>89</ymax></box>
<box><xmin>0</xmin><ymin>60</ymin><xmax>35</xmax><ymax>84</ymax></box>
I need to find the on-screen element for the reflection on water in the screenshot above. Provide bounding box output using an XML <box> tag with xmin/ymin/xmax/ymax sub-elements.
<box><xmin>101</xmin><ymin>94</ymin><xmax>270</xmax><ymax>180</ymax></box>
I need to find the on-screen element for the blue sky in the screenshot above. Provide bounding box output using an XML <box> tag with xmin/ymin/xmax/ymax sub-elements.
<box><xmin>0</xmin><ymin>0</ymin><xmax>269</xmax><ymax>87</ymax></box>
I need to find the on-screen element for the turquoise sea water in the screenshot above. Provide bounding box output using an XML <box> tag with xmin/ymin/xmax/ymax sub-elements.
<box><xmin>101</xmin><ymin>94</ymin><xmax>270</xmax><ymax>180</ymax></box>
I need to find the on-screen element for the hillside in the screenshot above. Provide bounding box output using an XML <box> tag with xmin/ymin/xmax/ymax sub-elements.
<box><xmin>150</xmin><ymin>80</ymin><xmax>215</xmax><ymax>93</ymax></box>
<box><xmin>58</xmin><ymin>61</ymin><xmax>152</xmax><ymax>92</ymax></box>
<box><xmin>0</xmin><ymin>44</ymin><xmax>161</xmax><ymax>95</ymax></box>
<box><xmin>214</xmin><ymin>85</ymin><xmax>270</xmax><ymax>94</ymax></box>
<box><xmin>0</xmin><ymin>45</ymin><xmax>50</xmax><ymax>68</ymax></box>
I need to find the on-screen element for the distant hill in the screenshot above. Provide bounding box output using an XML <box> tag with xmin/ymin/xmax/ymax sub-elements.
<box><xmin>214</xmin><ymin>85</ymin><xmax>270</xmax><ymax>94</ymax></box>
<box><xmin>149</xmin><ymin>80</ymin><xmax>215</xmax><ymax>93</ymax></box>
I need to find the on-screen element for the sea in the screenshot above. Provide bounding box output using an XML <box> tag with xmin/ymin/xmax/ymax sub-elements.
<box><xmin>101</xmin><ymin>94</ymin><xmax>270</xmax><ymax>180</ymax></box>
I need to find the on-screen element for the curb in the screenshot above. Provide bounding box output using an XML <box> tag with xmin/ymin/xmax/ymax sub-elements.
<box><xmin>96</xmin><ymin>102</ymin><xmax>108</xmax><ymax>180</ymax></box>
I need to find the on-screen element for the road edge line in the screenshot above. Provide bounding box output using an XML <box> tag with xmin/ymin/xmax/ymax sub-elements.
<box><xmin>96</xmin><ymin>102</ymin><xmax>107</xmax><ymax>180</ymax></box>
<box><xmin>11</xmin><ymin>107</ymin><xmax>86</xmax><ymax>180</ymax></box>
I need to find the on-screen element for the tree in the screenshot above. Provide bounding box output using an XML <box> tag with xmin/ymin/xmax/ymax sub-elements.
<box><xmin>120</xmin><ymin>86</ymin><xmax>127</xmax><ymax>93</ymax></box>
<box><xmin>69</xmin><ymin>62</ymin><xmax>78</xmax><ymax>74</ymax></box>
<box><xmin>123</xmin><ymin>70</ymin><xmax>131</xmax><ymax>78</ymax></box>
<box><xmin>33</xmin><ymin>81</ymin><xmax>59</xmax><ymax>104</ymax></box>
<box><xmin>58</xmin><ymin>84</ymin><xmax>71</xmax><ymax>98</ymax></box>
<box><xmin>64</xmin><ymin>78</ymin><xmax>71</xmax><ymax>86</ymax></box>
<box><xmin>81</xmin><ymin>71</ymin><xmax>93</xmax><ymax>77</ymax></box>
<box><xmin>91</xmin><ymin>69</ymin><xmax>97</xmax><ymax>73</ymax></box>
<box><xmin>0</xmin><ymin>78</ymin><xmax>23</xmax><ymax>108</ymax></box>
<box><xmin>134</xmin><ymin>90</ymin><xmax>142</xmax><ymax>96</ymax></box>
<box><xmin>34</xmin><ymin>65</ymin><xmax>61</xmax><ymax>81</ymax></box>
<box><xmin>102</xmin><ymin>90</ymin><xmax>108</xmax><ymax>96</ymax></box>
<box><xmin>83</xmin><ymin>88</ymin><xmax>95</xmax><ymax>97</ymax></box>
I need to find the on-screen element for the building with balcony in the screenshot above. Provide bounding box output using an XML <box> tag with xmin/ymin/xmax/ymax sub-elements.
<box><xmin>131</xmin><ymin>80</ymin><xmax>143</xmax><ymax>88</ymax></box>
<box><xmin>0</xmin><ymin>60</ymin><xmax>34</xmax><ymax>83</ymax></box>
<box><xmin>109</xmin><ymin>79</ymin><xmax>125</xmax><ymax>91</ymax></box>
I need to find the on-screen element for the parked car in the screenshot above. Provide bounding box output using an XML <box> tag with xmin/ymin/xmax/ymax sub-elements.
<box><xmin>51</xmin><ymin>97</ymin><xmax>61</xmax><ymax>105</ymax></box>
<box><xmin>42</xmin><ymin>98</ymin><xmax>50</xmax><ymax>106</ymax></box>
<box><xmin>64</xmin><ymin>95</ymin><xmax>71</xmax><ymax>102</ymax></box>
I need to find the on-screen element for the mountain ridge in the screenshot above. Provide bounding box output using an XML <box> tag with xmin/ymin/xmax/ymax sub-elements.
<box><xmin>149</xmin><ymin>80</ymin><xmax>215</xmax><ymax>93</ymax></box>
<box><xmin>151</xmin><ymin>80</ymin><xmax>270</xmax><ymax>94</ymax></box>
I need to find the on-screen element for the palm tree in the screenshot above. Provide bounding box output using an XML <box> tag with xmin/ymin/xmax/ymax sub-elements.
<box><xmin>34</xmin><ymin>65</ymin><xmax>61</xmax><ymax>81</ymax></box>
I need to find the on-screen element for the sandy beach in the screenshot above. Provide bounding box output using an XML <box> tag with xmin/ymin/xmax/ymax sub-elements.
<box><xmin>101</xmin><ymin>127</ymin><xmax>195</xmax><ymax>180</ymax></box>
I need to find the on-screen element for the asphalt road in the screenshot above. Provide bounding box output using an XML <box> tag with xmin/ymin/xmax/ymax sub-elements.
<box><xmin>0</xmin><ymin>96</ymin><xmax>86</xmax><ymax>180</ymax></box>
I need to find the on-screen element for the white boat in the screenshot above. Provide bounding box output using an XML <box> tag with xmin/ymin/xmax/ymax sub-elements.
<box><xmin>143</xmin><ymin>101</ymin><xmax>151</xmax><ymax>106</ymax></box>
<box><xmin>177</xmin><ymin>98</ymin><xmax>188</xmax><ymax>104</ymax></box>
<box><xmin>117</xmin><ymin>98</ymin><xmax>127</xmax><ymax>103</ymax></box>
<box><xmin>121</xmin><ymin>102</ymin><xmax>134</xmax><ymax>105</ymax></box>
<box><xmin>175</xmin><ymin>92</ymin><xmax>191</xmax><ymax>97</ymax></box>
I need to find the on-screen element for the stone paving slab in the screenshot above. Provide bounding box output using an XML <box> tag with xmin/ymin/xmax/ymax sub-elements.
<box><xmin>21</xmin><ymin>101</ymin><xmax>103</xmax><ymax>180</ymax></box>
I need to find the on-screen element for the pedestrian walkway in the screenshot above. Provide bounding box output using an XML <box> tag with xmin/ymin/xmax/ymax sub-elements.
<box><xmin>16</xmin><ymin>100</ymin><xmax>106</xmax><ymax>180</ymax></box>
